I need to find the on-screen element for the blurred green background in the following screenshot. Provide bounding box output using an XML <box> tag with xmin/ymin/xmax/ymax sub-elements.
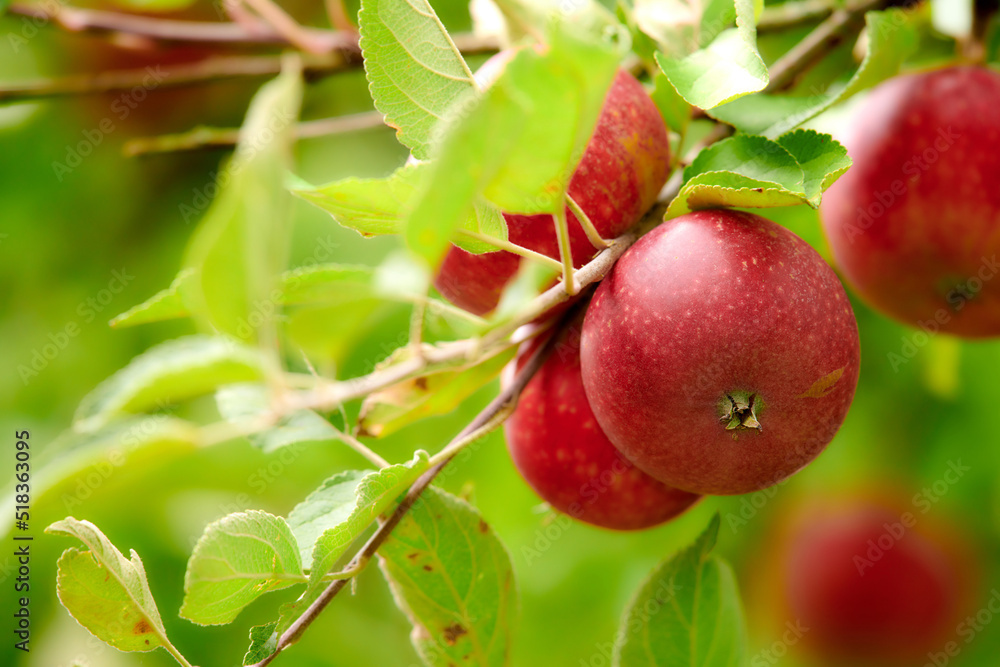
<box><xmin>4</xmin><ymin>1</ymin><xmax>1000</xmax><ymax>666</ymax></box>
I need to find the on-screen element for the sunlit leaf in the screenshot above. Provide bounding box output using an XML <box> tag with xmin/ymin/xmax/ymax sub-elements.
<box><xmin>709</xmin><ymin>8</ymin><xmax>919</xmax><ymax>137</ymax></box>
<box><xmin>181</xmin><ymin>510</ymin><xmax>303</xmax><ymax>626</ymax></box>
<box><xmin>404</xmin><ymin>23</ymin><xmax>619</xmax><ymax>266</ymax></box>
<box><xmin>47</xmin><ymin>518</ymin><xmax>170</xmax><ymax>653</ymax></box>
<box><xmin>359</xmin><ymin>0</ymin><xmax>477</xmax><ymax>160</ymax></box>
<box><xmin>275</xmin><ymin>453</ymin><xmax>430</xmax><ymax>634</ymax></box>
<box><xmin>655</xmin><ymin>0</ymin><xmax>768</xmax><ymax>110</ymax></box>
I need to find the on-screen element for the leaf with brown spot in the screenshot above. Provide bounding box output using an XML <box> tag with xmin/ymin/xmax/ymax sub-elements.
<box><xmin>379</xmin><ymin>487</ymin><xmax>516</xmax><ymax>667</ymax></box>
<box><xmin>46</xmin><ymin>517</ymin><xmax>171</xmax><ymax>654</ymax></box>
<box><xmin>796</xmin><ymin>367</ymin><xmax>846</xmax><ymax>398</ymax></box>
<box><xmin>358</xmin><ymin>349</ymin><xmax>513</xmax><ymax>438</ymax></box>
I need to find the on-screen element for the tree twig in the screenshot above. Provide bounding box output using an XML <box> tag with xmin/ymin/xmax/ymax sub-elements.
<box><xmin>249</xmin><ymin>328</ymin><xmax>559</xmax><ymax>667</ymax></box>
<box><xmin>766</xmin><ymin>0</ymin><xmax>888</xmax><ymax>92</ymax></box>
<box><xmin>757</xmin><ymin>0</ymin><xmax>837</xmax><ymax>32</ymax></box>
<box><xmin>0</xmin><ymin>53</ymin><xmax>348</xmax><ymax>103</ymax></box>
<box><xmin>240</xmin><ymin>0</ymin><xmax>333</xmax><ymax>54</ymax></box>
<box><xmin>6</xmin><ymin>2</ymin><xmax>358</xmax><ymax>51</ymax></box>
<box><xmin>122</xmin><ymin>112</ymin><xmax>388</xmax><ymax>157</ymax></box>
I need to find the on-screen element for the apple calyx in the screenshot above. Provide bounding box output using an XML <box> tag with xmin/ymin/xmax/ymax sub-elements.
<box><xmin>720</xmin><ymin>391</ymin><xmax>762</xmax><ymax>432</ymax></box>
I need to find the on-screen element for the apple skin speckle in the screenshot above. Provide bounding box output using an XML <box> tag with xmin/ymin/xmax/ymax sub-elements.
<box><xmin>503</xmin><ymin>321</ymin><xmax>700</xmax><ymax>531</ymax></box>
<box><xmin>821</xmin><ymin>66</ymin><xmax>1000</xmax><ymax>337</ymax></box>
<box><xmin>434</xmin><ymin>66</ymin><xmax>671</xmax><ymax>316</ymax></box>
<box><xmin>580</xmin><ymin>209</ymin><xmax>860</xmax><ymax>496</ymax></box>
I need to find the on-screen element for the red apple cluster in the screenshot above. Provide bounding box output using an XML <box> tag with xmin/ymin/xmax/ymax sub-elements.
<box><xmin>432</xmin><ymin>53</ymin><xmax>862</xmax><ymax>530</ymax></box>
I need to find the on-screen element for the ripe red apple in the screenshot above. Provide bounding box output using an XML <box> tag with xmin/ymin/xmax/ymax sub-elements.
<box><xmin>579</xmin><ymin>209</ymin><xmax>860</xmax><ymax>495</ymax></box>
<box><xmin>776</xmin><ymin>498</ymin><xmax>977</xmax><ymax>665</ymax></box>
<box><xmin>434</xmin><ymin>65</ymin><xmax>671</xmax><ymax>315</ymax></box>
<box><xmin>503</xmin><ymin>321</ymin><xmax>699</xmax><ymax>531</ymax></box>
<box><xmin>821</xmin><ymin>66</ymin><xmax>1000</xmax><ymax>337</ymax></box>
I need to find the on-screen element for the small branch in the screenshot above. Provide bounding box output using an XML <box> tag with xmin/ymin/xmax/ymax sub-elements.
<box><xmin>5</xmin><ymin>3</ymin><xmax>499</xmax><ymax>54</ymax></box>
<box><xmin>330</xmin><ymin>427</ymin><xmax>390</xmax><ymax>468</ymax></box>
<box><xmin>0</xmin><ymin>53</ymin><xmax>348</xmax><ymax>103</ymax></box>
<box><xmin>240</xmin><ymin>0</ymin><xmax>331</xmax><ymax>54</ymax></box>
<box><xmin>250</xmin><ymin>332</ymin><xmax>558</xmax><ymax>667</ymax></box>
<box><xmin>123</xmin><ymin>112</ymin><xmax>387</xmax><ymax>157</ymax></box>
<box><xmin>766</xmin><ymin>0</ymin><xmax>887</xmax><ymax>92</ymax></box>
<box><xmin>566</xmin><ymin>194</ymin><xmax>610</xmax><ymax>250</ymax></box>
<box><xmin>757</xmin><ymin>0</ymin><xmax>836</xmax><ymax>32</ymax></box>
<box><xmin>6</xmin><ymin>2</ymin><xmax>358</xmax><ymax>51</ymax></box>
<box><xmin>552</xmin><ymin>208</ymin><xmax>576</xmax><ymax>296</ymax></box>
<box><xmin>325</xmin><ymin>0</ymin><xmax>356</xmax><ymax>33</ymax></box>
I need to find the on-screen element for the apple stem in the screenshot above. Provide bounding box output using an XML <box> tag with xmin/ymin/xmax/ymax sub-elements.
<box><xmin>720</xmin><ymin>391</ymin><xmax>763</xmax><ymax>432</ymax></box>
<box><xmin>453</xmin><ymin>229</ymin><xmax>563</xmax><ymax>272</ymax></box>
<box><xmin>552</xmin><ymin>207</ymin><xmax>577</xmax><ymax>296</ymax></box>
<box><xmin>567</xmin><ymin>195</ymin><xmax>610</xmax><ymax>250</ymax></box>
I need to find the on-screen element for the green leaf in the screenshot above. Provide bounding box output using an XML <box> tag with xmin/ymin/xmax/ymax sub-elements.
<box><xmin>776</xmin><ymin>129</ymin><xmax>851</xmax><ymax>205</ymax></box>
<box><xmin>358</xmin><ymin>348</ymin><xmax>514</xmax><ymax>437</ymax></box>
<box><xmin>667</xmin><ymin>132</ymin><xmax>848</xmax><ymax>216</ymax></box>
<box><xmin>359</xmin><ymin>0</ymin><xmax>477</xmax><ymax>160</ymax></box>
<box><xmin>379</xmin><ymin>486</ymin><xmax>516</xmax><ymax>667</ymax></box>
<box><xmin>46</xmin><ymin>518</ymin><xmax>170</xmax><ymax>653</ymax></box>
<box><xmin>710</xmin><ymin>8</ymin><xmax>919</xmax><ymax>137</ymax></box>
<box><xmin>181</xmin><ymin>510</ymin><xmax>304</xmax><ymax>626</ymax></box>
<box><xmin>244</xmin><ymin>622</ymin><xmax>279</xmax><ymax>666</ymax></box>
<box><xmin>656</xmin><ymin>0</ymin><xmax>768</xmax><ymax>110</ymax></box>
<box><xmin>109</xmin><ymin>269</ymin><xmax>195</xmax><ymax>328</ymax></box>
<box><xmin>613</xmin><ymin>515</ymin><xmax>747</xmax><ymax>667</ymax></box>
<box><xmin>295</xmin><ymin>164</ymin><xmax>508</xmax><ymax>255</ymax></box>
<box><xmin>294</xmin><ymin>163</ymin><xmax>424</xmax><ymax>239</ymax></box>
<box><xmin>275</xmin><ymin>454</ymin><xmax>429</xmax><ymax>634</ymax></box>
<box><xmin>287</xmin><ymin>470</ymin><xmax>370</xmax><ymax>569</ymax></box>
<box><xmin>74</xmin><ymin>335</ymin><xmax>264</xmax><ymax>432</ymax></box>
<box><xmin>404</xmin><ymin>23</ymin><xmax>619</xmax><ymax>266</ymax></box>
<box><xmin>183</xmin><ymin>57</ymin><xmax>302</xmax><ymax>342</ymax></box>
<box><xmin>215</xmin><ymin>383</ymin><xmax>339</xmax><ymax>453</ymax></box>
<box><xmin>651</xmin><ymin>71</ymin><xmax>691</xmax><ymax>139</ymax></box>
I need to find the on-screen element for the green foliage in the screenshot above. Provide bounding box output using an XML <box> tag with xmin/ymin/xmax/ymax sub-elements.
<box><xmin>359</xmin><ymin>0</ymin><xmax>477</xmax><ymax>160</ymax></box>
<box><xmin>295</xmin><ymin>163</ymin><xmax>509</xmax><ymax>255</ymax></box>
<box><xmin>402</xmin><ymin>23</ymin><xmax>619</xmax><ymax>266</ymax></box>
<box><xmin>273</xmin><ymin>454</ymin><xmax>430</xmax><ymax>639</ymax></box>
<box><xmin>710</xmin><ymin>8</ymin><xmax>919</xmax><ymax>137</ymax></box>
<box><xmin>358</xmin><ymin>348</ymin><xmax>514</xmax><ymax>437</ymax></box>
<box><xmin>47</xmin><ymin>518</ymin><xmax>172</xmax><ymax>653</ymax></box>
<box><xmin>379</xmin><ymin>486</ymin><xmax>516</xmax><ymax>667</ymax></box>
<box><xmin>216</xmin><ymin>383</ymin><xmax>341</xmax><ymax>453</ymax></box>
<box><xmin>181</xmin><ymin>57</ymin><xmax>302</xmax><ymax>343</ymax></box>
<box><xmin>656</xmin><ymin>0</ymin><xmax>768</xmax><ymax>110</ymax></box>
<box><xmin>74</xmin><ymin>335</ymin><xmax>265</xmax><ymax>432</ymax></box>
<box><xmin>667</xmin><ymin>130</ymin><xmax>849</xmax><ymax>216</ymax></box>
<box><xmin>614</xmin><ymin>515</ymin><xmax>747</xmax><ymax>667</ymax></box>
<box><xmin>181</xmin><ymin>510</ymin><xmax>304</xmax><ymax>626</ymax></box>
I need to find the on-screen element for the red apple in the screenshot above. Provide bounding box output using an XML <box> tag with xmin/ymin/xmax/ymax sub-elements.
<box><xmin>579</xmin><ymin>209</ymin><xmax>860</xmax><ymax>495</ymax></box>
<box><xmin>777</xmin><ymin>498</ymin><xmax>977</xmax><ymax>665</ymax></box>
<box><xmin>434</xmin><ymin>65</ymin><xmax>671</xmax><ymax>315</ymax></box>
<box><xmin>503</xmin><ymin>320</ymin><xmax>699</xmax><ymax>531</ymax></box>
<box><xmin>821</xmin><ymin>66</ymin><xmax>1000</xmax><ymax>337</ymax></box>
